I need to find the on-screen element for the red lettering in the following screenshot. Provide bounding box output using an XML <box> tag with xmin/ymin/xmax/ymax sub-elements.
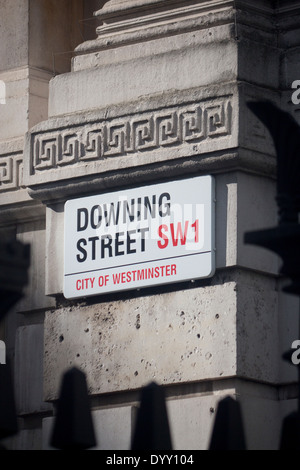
<box><xmin>157</xmin><ymin>224</ymin><xmax>169</xmax><ymax>249</ymax></box>
<box><xmin>158</xmin><ymin>221</ymin><xmax>199</xmax><ymax>248</ymax></box>
<box><xmin>170</xmin><ymin>221</ymin><xmax>189</xmax><ymax>246</ymax></box>
<box><xmin>76</xmin><ymin>277</ymin><xmax>96</xmax><ymax>290</ymax></box>
<box><xmin>191</xmin><ymin>219</ymin><xmax>199</xmax><ymax>243</ymax></box>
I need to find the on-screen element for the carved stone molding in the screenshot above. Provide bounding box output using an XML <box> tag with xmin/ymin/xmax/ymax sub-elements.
<box><xmin>76</xmin><ymin>0</ymin><xmax>236</xmax><ymax>55</ymax></box>
<box><xmin>0</xmin><ymin>139</ymin><xmax>25</xmax><ymax>195</ymax></box>
<box><xmin>24</xmin><ymin>88</ymin><xmax>236</xmax><ymax>200</ymax></box>
<box><xmin>0</xmin><ymin>153</ymin><xmax>23</xmax><ymax>193</ymax></box>
<box><xmin>30</xmin><ymin>98</ymin><xmax>232</xmax><ymax>173</ymax></box>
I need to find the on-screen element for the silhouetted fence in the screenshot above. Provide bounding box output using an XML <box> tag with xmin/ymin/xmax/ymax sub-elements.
<box><xmin>0</xmin><ymin>363</ymin><xmax>250</xmax><ymax>450</ymax></box>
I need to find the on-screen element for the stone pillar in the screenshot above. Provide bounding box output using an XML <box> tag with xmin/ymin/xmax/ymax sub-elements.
<box><xmin>0</xmin><ymin>0</ymin><xmax>91</xmax><ymax>450</ymax></box>
<box><xmin>18</xmin><ymin>0</ymin><xmax>300</xmax><ymax>450</ymax></box>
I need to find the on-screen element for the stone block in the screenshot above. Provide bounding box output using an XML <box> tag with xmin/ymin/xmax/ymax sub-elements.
<box><xmin>169</xmin><ymin>381</ymin><xmax>293</xmax><ymax>450</ymax></box>
<box><xmin>237</xmin><ymin>171</ymin><xmax>279</xmax><ymax>275</ymax></box>
<box><xmin>167</xmin><ymin>392</ymin><xmax>230</xmax><ymax>450</ymax></box>
<box><xmin>15</xmin><ymin>324</ymin><xmax>52</xmax><ymax>415</ymax></box>
<box><xmin>236</xmin><ymin>380</ymin><xmax>281</xmax><ymax>450</ymax></box>
<box><xmin>49</xmin><ymin>25</ymin><xmax>237</xmax><ymax>117</ymax></box>
<box><xmin>0</xmin><ymin>137</ymin><xmax>23</xmax><ymax>195</ymax></box>
<box><xmin>0</xmin><ymin>69</ymin><xmax>30</xmax><ymax>141</ymax></box>
<box><xmin>238</xmin><ymin>33</ymin><xmax>280</xmax><ymax>90</ymax></box>
<box><xmin>42</xmin><ymin>417</ymin><xmax>55</xmax><ymax>450</ymax></box>
<box><xmin>236</xmin><ymin>270</ymin><xmax>279</xmax><ymax>383</ymax></box>
<box><xmin>28</xmin><ymin>0</ymin><xmax>84</xmax><ymax>75</ymax></box>
<box><xmin>93</xmin><ymin>406</ymin><xmax>134</xmax><ymax>450</ymax></box>
<box><xmin>43</xmin><ymin>406</ymin><xmax>134</xmax><ymax>450</ymax></box>
<box><xmin>16</xmin><ymin>220</ymin><xmax>55</xmax><ymax>312</ymax></box>
<box><xmin>0</xmin><ymin>67</ymin><xmax>51</xmax><ymax>142</ymax></box>
<box><xmin>0</xmin><ymin>0</ymin><xmax>29</xmax><ymax>72</ymax></box>
<box><xmin>238</xmin><ymin>82</ymin><xmax>278</xmax><ymax>158</ymax></box>
<box><xmin>44</xmin><ymin>280</ymin><xmax>238</xmax><ymax>401</ymax></box>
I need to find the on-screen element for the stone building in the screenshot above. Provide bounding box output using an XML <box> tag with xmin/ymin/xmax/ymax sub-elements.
<box><xmin>0</xmin><ymin>0</ymin><xmax>300</xmax><ymax>450</ymax></box>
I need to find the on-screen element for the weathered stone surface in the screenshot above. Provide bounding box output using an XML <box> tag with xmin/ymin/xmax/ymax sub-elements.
<box><xmin>16</xmin><ymin>220</ymin><xmax>55</xmax><ymax>312</ymax></box>
<box><xmin>50</xmin><ymin>35</ymin><xmax>237</xmax><ymax>118</ymax></box>
<box><xmin>44</xmin><ymin>279</ymin><xmax>238</xmax><ymax>401</ymax></box>
<box><xmin>236</xmin><ymin>380</ymin><xmax>283</xmax><ymax>450</ymax></box>
<box><xmin>236</xmin><ymin>271</ymin><xmax>279</xmax><ymax>382</ymax></box>
<box><xmin>168</xmin><ymin>385</ymin><xmax>282</xmax><ymax>450</ymax></box>
<box><xmin>167</xmin><ymin>392</ymin><xmax>230</xmax><ymax>450</ymax></box>
<box><xmin>15</xmin><ymin>324</ymin><xmax>52</xmax><ymax>414</ymax></box>
<box><xmin>0</xmin><ymin>138</ymin><xmax>25</xmax><ymax>199</ymax></box>
<box><xmin>0</xmin><ymin>0</ymin><xmax>29</xmax><ymax>72</ymax></box>
<box><xmin>44</xmin><ymin>266</ymin><xmax>292</xmax><ymax>402</ymax></box>
<box><xmin>43</xmin><ymin>406</ymin><xmax>134</xmax><ymax>450</ymax></box>
<box><xmin>237</xmin><ymin>172</ymin><xmax>279</xmax><ymax>274</ymax></box>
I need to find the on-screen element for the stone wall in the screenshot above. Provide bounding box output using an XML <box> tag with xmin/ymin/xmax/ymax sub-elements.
<box><xmin>1</xmin><ymin>0</ymin><xmax>300</xmax><ymax>450</ymax></box>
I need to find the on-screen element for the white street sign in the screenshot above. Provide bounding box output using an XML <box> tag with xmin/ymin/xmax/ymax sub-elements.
<box><xmin>64</xmin><ymin>175</ymin><xmax>215</xmax><ymax>299</ymax></box>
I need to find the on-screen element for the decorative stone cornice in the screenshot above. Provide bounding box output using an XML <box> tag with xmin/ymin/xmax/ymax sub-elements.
<box><xmin>95</xmin><ymin>0</ymin><xmax>234</xmax><ymax>26</ymax></box>
<box><xmin>24</xmin><ymin>86</ymin><xmax>237</xmax><ymax>202</ymax></box>
<box><xmin>75</xmin><ymin>0</ymin><xmax>282</xmax><ymax>57</ymax></box>
<box><xmin>76</xmin><ymin>0</ymin><xmax>236</xmax><ymax>54</ymax></box>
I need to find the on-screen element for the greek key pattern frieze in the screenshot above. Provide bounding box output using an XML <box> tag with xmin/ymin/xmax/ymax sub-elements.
<box><xmin>0</xmin><ymin>153</ymin><xmax>23</xmax><ymax>192</ymax></box>
<box><xmin>30</xmin><ymin>98</ymin><xmax>232</xmax><ymax>175</ymax></box>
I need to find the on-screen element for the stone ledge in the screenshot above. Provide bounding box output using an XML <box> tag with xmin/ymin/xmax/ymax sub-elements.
<box><xmin>76</xmin><ymin>3</ymin><xmax>235</xmax><ymax>55</ymax></box>
<box><xmin>24</xmin><ymin>85</ymin><xmax>239</xmax><ymax>201</ymax></box>
<box><xmin>24</xmin><ymin>81</ymin><xmax>280</xmax><ymax>204</ymax></box>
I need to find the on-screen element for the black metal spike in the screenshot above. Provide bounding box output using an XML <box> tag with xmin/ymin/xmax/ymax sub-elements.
<box><xmin>0</xmin><ymin>361</ymin><xmax>18</xmax><ymax>441</ymax></box>
<box><xmin>131</xmin><ymin>382</ymin><xmax>172</xmax><ymax>450</ymax></box>
<box><xmin>209</xmin><ymin>396</ymin><xmax>247</xmax><ymax>450</ymax></box>
<box><xmin>280</xmin><ymin>412</ymin><xmax>300</xmax><ymax>450</ymax></box>
<box><xmin>50</xmin><ymin>367</ymin><xmax>97</xmax><ymax>450</ymax></box>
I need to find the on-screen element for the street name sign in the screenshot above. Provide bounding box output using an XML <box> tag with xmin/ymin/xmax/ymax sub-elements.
<box><xmin>64</xmin><ymin>175</ymin><xmax>215</xmax><ymax>299</ymax></box>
